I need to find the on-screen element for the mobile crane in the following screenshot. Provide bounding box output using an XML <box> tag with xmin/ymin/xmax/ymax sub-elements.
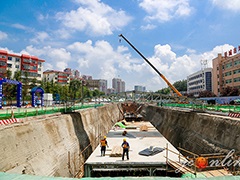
<box><xmin>119</xmin><ymin>34</ymin><xmax>182</xmax><ymax>97</ymax></box>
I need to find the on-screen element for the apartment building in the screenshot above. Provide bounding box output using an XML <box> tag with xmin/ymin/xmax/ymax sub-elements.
<box><xmin>64</xmin><ymin>68</ymin><xmax>80</xmax><ymax>80</ymax></box>
<box><xmin>112</xmin><ymin>78</ymin><xmax>125</xmax><ymax>93</ymax></box>
<box><xmin>187</xmin><ymin>68</ymin><xmax>212</xmax><ymax>97</ymax></box>
<box><xmin>84</xmin><ymin>79</ymin><xmax>107</xmax><ymax>94</ymax></box>
<box><xmin>0</xmin><ymin>49</ymin><xmax>45</xmax><ymax>81</ymax></box>
<box><xmin>43</xmin><ymin>70</ymin><xmax>70</xmax><ymax>85</ymax></box>
<box><xmin>134</xmin><ymin>85</ymin><xmax>146</xmax><ymax>92</ymax></box>
<box><xmin>212</xmin><ymin>52</ymin><xmax>240</xmax><ymax>96</ymax></box>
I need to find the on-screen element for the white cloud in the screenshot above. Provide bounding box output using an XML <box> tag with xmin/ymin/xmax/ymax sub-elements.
<box><xmin>30</xmin><ymin>31</ymin><xmax>50</xmax><ymax>43</ymax></box>
<box><xmin>11</xmin><ymin>23</ymin><xmax>29</xmax><ymax>30</ymax></box>
<box><xmin>21</xmin><ymin>45</ymin><xmax>71</xmax><ymax>71</ymax></box>
<box><xmin>68</xmin><ymin>40</ymin><xmax>120</xmax><ymax>81</ymax></box>
<box><xmin>140</xmin><ymin>24</ymin><xmax>156</xmax><ymax>30</ymax></box>
<box><xmin>139</xmin><ymin>0</ymin><xmax>193</xmax><ymax>22</ymax></box>
<box><xmin>55</xmin><ymin>0</ymin><xmax>132</xmax><ymax>36</ymax></box>
<box><xmin>18</xmin><ymin>40</ymin><xmax>235</xmax><ymax>91</ymax></box>
<box><xmin>211</xmin><ymin>0</ymin><xmax>240</xmax><ymax>11</ymax></box>
<box><xmin>0</xmin><ymin>31</ymin><xmax>8</xmax><ymax>40</ymax></box>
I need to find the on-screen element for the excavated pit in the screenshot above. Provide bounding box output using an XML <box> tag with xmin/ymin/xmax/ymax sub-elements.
<box><xmin>0</xmin><ymin>102</ymin><xmax>239</xmax><ymax>178</ymax></box>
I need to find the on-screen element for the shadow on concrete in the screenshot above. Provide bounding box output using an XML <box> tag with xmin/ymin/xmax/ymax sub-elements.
<box><xmin>69</xmin><ymin>112</ymin><xmax>93</xmax><ymax>160</ymax></box>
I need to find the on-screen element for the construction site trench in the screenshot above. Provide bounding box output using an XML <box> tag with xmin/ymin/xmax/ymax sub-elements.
<box><xmin>0</xmin><ymin>102</ymin><xmax>240</xmax><ymax>178</ymax></box>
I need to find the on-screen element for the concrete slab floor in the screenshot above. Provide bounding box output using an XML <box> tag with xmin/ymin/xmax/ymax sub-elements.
<box><xmin>85</xmin><ymin>121</ymin><xmax>182</xmax><ymax>165</ymax></box>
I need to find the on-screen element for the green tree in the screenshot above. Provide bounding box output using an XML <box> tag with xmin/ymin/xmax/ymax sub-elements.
<box><xmin>199</xmin><ymin>90</ymin><xmax>216</xmax><ymax>97</ymax></box>
<box><xmin>221</xmin><ymin>86</ymin><xmax>239</xmax><ymax>96</ymax></box>
<box><xmin>156</xmin><ymin>87</ymin><xmax>170</xmax><ymax>95</ymax></box>
<box><xmin>6</xmin><ymin>69</ymin><xmax>12</xmax><ymax>79</ymax></box>
<box><xmin>173</xmin><ymin>79</ymin><xmax>187</xmax><ymax>92</ymax></box>
<box><xmin>69</xmin><ymin>79</ymin><xmax>81</xmax><ymax>100</ymax></box>
<box><xmin>29</xmin><ymin>78</ymin><xmax>38</xmax><ymax>90</ymax></box>
<box><xmin>22</xmin><ymin>71</ymin><xmax>30</xmax><ymax>104</ymax></box>
<box><xmin>13</xmin><ymin>71</ymin><xmax>22</xmax><ymax>81</ymax></box>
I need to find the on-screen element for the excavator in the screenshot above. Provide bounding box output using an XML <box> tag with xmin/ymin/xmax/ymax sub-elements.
<box><xmin>119</xmin><ymin>34</ymin><xmax>182</xmax><ymax>97</ymax></box>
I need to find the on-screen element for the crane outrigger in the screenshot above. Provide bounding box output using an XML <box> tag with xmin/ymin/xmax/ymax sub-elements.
<box><xmin>119</xmin><ymin>34</ymin><xmax>182</xmax><ymax>97</ymax></box>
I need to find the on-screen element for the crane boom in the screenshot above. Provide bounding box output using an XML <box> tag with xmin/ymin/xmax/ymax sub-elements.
<box><xmin>119</xmin><ymin>34</ymin><xmax>182</xmax><ymax>97</ymax></box>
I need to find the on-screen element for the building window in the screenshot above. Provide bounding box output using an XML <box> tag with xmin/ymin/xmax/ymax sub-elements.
<box><xmin>23</xmin><ymin>59</ymin><xmax>31</xmax><ymax>63</ymax></box>
<box><xmin>8</xmin><ymin>56</ymin><xmax>12</xmax><ymax>60</ymax></box>
<box><xmin>233</xmin><ymin>69</ymin><xmax>240</xmax><ymax>74</ymax></box>
<box><xmin>0</xmin><ymin>62</ymin><xmax>6</xmax><ymax>66</ymax></box>
<box><xmin>234</xmin><ymin>59</ymin><xmax>240</xmax><ymax>66</ymax></box>
<box><xmin>15</xmin><ymin>65</ymin><xmax>20</xmax><ymax>68</ymax></box>
<box><xmin>225</xmin><ymin>79</ymin><xmax>232</xmax><ymax>84</ymax></box>
<box><xmin>224</xmin><ymin>71</ymin><xmax>232</xmax><ymax>76</ymax></box>
<box><xmin>15</xmin><ymin>58</ymin><xmax>20</xmax><ymax>62</ymax></box>
<box><xmin>234</xmin><ymin>77</ymin><xmax>240</xmax><ymax>82</ymax></box>
<box><xmin>225</xmin><ymin>62</ymin><xmax>232</xmax><ymax>69</ymax></box>
<box><xmin>7</xmin><ymin>64</ymin><xmax>12</xmax><ymax>68</ymax></box>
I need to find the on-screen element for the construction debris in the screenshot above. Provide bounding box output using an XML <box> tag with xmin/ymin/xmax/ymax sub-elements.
<box><xmin>139</xmin><ymin>146</ymin><xmax>165</xmax><ymax>156</ymax></box>
<box><xmin>140</xmin><ymin>125</ymin><xmax>148</xmax><ymax>131</ymax></box>
<box><xmin>109</xmin><ymin>146</ymin><xmax>122</xmax><ymax>157</ymax></box>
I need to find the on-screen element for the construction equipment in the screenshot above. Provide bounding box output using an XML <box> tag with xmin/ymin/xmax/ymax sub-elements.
<box><xmin>119</xmin><ymin>34</ymin><xmax>182</xmax><ymax>97</ymax></box>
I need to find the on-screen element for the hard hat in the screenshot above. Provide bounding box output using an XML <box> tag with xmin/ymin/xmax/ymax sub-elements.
<box><xmin>123</xmin><ymin>138</ymin><xmax>126</xmax><ymax>141</ymax></box>
<box><xmin>104</xmin><ymin>136</ymin><xmax>106</xmax><ymax>139</ymax></box>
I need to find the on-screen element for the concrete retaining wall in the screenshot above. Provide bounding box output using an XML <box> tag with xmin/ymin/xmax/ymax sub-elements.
<box><xmin>0</xmin><ymin>103</ymin><xmax>122</xmax><ymax>177</ymax></box>
<box><xmin>142</xmin><ymin>105</ymin><xmax>240</xmax><ymax>154</ymax></box>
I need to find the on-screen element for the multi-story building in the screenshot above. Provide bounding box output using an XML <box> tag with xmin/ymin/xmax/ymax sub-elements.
<box><xmin>212</xmin><ymin>53</ymin><xmax>240</xmax><ymax>96</ymax></box>
<box><xmin>85</xmin><ymin>79</ymin><xmax>100</xmax><ymax>91</ymax></box>
<box><xmin>0</xmin><ymin>49</ymin><xmax>45</xmax><ymax>81</ymax></box>
<box><xmin>43</xmin><ymin>70</ymin><xmax>70</xmax><ymax>85</ymax></box>
<box><xmin>107</xmin><ymin>88</ymin><xmax>115</xmax><ymax>94</ymax></box>
<box><xmin>134</xmin><ymin>85</ymin><xmax>146</xmax><ymax>92</ymax></box>
<box><xmin>99</xmin><ymin>79</ymin><xmax>107</xmax><ymax>94</ymax></box>
<box><xmin>85</xmin><ymin>79</ymin><xmax>108</xmax><ymax>94</ymax></box>
<box><xmin>64</xmin><ymin>68</ymin><xmax>80</xmax><ymax>80</ymax></box>
<box><xmin>187</xmin><ymin>68</ymin><xmax>212</xmax><ymax>97</ymax></box>
<box><xmin>112</xmin><ymin>78</ymin><xmax>125</xmax><ymax>93</ymax></box>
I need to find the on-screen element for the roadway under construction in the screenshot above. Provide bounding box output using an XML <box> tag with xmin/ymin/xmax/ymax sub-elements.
<box><xmin>84</xmin><ymin>103</ymin><xmax>234</xmax><ymax>178</ymax></box>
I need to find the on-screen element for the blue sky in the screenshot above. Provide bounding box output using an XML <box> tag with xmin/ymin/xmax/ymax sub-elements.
<box><xmin>0</xmin><ymin>0</ymin><xmax>239</xmax><ymax>91</ymax></box>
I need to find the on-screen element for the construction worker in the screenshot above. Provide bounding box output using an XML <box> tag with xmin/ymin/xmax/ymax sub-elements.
<box><xmin>100</xmin><ymin>136</ymin><xmax>108</xmax><ymax>156</ymax></box>
<box><xmin>121</xmin><ymin>138</ymin><xmax>130</xmax><ymax>160</ymax></box>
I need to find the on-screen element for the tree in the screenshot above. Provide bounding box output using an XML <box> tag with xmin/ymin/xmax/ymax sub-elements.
<box><xmin>221</xmin><ymin>86</ymin><xmax>239</xmax><ymax>96</ymax></box>
<box><xmin>173</xmin><ymin>79</ymin><xmax>187</xmax><ymax>92</ymax></box>
<box><xmin>199</xmin><ymin>90</ymin><xmax>216</xmax><ymax>97</ymax></box>
<box><xmin>69</xmin><ymin>79</ymin><xmax>81</xmax><ymax>100</ymax></box>
<box><xmin>6</xmin><ymin>69</ymin><xmax>12</xmax><ymax>79</ymax></box>
<box><xmin>22</xmin><ymin>71</ymin><xmax>30</xmax><ymax>104</ymax></box>
<box><xmin>156</xmin><ymin>87</ymin><xmax>170</xmax><ymax>95</ymax></box>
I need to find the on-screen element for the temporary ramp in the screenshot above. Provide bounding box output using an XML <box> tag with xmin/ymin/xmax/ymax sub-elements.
<box><xmin>198</xmin><ymin>169</ymin><xmax>232</xmax><ymax>178</ymax></box>
<box><xmin>167</xmin><ymin>159</ymin><xmax>195</xmax><ymax>174</ymax></box>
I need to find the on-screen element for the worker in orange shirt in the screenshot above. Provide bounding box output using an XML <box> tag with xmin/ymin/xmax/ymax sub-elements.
<box><xmin>100</xmin><ymin>136</ymin><xmax>108</xmax><ymax>156</ymax></box>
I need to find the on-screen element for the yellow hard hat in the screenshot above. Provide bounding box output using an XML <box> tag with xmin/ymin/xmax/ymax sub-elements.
<box><xmin>104</xmin><ymin>136</ymin><xmax>106</xmax><ymax>139</ymax></box>
<box><xmin>123</xmin><ymin>138</ymin><xmax>126</xmax><ymax>141</ymax></box>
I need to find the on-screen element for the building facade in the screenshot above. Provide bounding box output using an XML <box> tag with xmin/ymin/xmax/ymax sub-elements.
<box><xmin>134</xmin><ymin>85</ymin><xmax>146</xmax><ymax>92</ymax></box>
<box><xmin>212</xmin><ymin>53</ymin><xmax>240</xmax><ymax>96</ymax></box>
<box><xmin>187</xmin><ymin>68</ymin><xmax>212</xmax><ymax>97</ymax></box>
<box><xmin>0</xmin><ymin>50</ymin><xmax>45</xmax><ymax>81</ymax></box>
<box><xmin>112</xmin><ymin>78</ymin><xmax>125</xmax><ymax>93</ymax></box>
<box><xmin>43</xmin><ymin>70</ymin><xmax>70</xmax><ymax>85</ymax></box>
<box><xmin>64</xmin><ymin>68</ymin><xmax>80</xmax><ymax>80</ymax></box>
<box><xmin>99</xmin><ymin>79</ymin><xmax>107</xmax><ymax>94</ymax></box>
